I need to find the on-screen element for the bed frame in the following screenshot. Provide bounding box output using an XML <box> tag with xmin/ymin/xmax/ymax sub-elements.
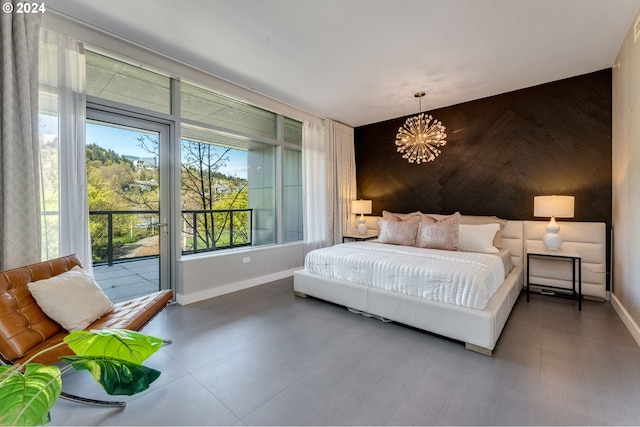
<box><xmin>294</xmin><ymin>219</ymin><xmax>607</xmax><ymax>356</ymax></box>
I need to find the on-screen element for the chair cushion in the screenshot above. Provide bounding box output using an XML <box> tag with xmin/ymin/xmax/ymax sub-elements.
<box><xmin>12</xmin><ymin>289</ymin><xmax>173</xmax><ymax>366</ymax></box>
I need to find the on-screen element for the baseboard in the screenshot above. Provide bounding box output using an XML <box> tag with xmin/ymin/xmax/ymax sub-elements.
<box><xmin>176</xmin><ymin>267</ymin><xmax>299</xmax><ymax>305</ymax></box>
<box><xmin>611</xmin><ymin>293</ymin><xmax>640</xmax><ymax>347</ymax></box>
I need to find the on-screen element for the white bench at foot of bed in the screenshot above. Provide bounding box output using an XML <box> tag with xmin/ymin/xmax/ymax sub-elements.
<box><xmin>293</xmin><ymin>266</ymin><xmax>523</xmax><ymax>356</ymax></box>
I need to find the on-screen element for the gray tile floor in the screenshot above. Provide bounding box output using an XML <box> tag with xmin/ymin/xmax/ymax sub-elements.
<box><xmin>51</xmin><ymin>278</ymin><xmax>640</xmax><ymax>426</ymax></box>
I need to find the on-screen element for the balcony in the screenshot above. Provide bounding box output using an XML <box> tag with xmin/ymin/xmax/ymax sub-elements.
<box><xmin>87</xmin><ymin>208</ymin><xmax>252</xmax><ymax>302</ymax></box>
<box><xmin>94</xmin><ymin>258</ymin><xmax>158</xmax><ymax>303</ymax></box>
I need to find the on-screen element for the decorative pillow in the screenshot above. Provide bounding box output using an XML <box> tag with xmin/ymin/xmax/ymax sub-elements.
<box><xmin>27</xmin><ymin>266</ymin><xmax>114</xmax><ymax>332</ymax></box>
<box><xmin>378</xmin><ymin>215</ymin><xmax>420</xmax><ymax>246</ymax></box>
<box><xmin>457</xmin><ymin>223</ymin><xmax>501</xmax><ymax>253</ymax></box>
<box><xmin>416</xmin><ymin>212</ymin><xmax>460</xmax><ymax>250</ymax></box>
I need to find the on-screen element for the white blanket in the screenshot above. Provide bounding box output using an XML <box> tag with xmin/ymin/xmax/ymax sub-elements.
<box><xmin>304</xmin><ymin>241</ymin><xmax>506</xmax><ymax>310</ymax></box>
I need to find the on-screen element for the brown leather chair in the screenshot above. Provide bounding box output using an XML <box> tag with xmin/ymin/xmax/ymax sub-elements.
<box><xmin>0</xmin><ymin>254</ymin><xmax>173</xmax><ymax>406</ymax></box>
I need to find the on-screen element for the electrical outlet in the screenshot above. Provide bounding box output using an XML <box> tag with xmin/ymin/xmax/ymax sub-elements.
<box><xmin>242</xmin><ymin>257</ymin><xmax>250</xmax><ymax>264</ymax></box>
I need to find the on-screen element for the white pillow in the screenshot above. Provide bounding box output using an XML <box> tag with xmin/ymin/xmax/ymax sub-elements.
<box><xmin>27</xmin><ymin>266</ymin><xmax>114</xmax><ymax>332</ymax></box>
<box><xmin>457</xmin><ymin>223</ymin><xmax>500</xmax><ymax>253</ymax></box>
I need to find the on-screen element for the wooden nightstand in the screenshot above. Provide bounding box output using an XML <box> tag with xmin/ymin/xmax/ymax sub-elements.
<box><xmin>342</xmin><ymin>231</ymin><xmax>378</xmax><ymax>243</ymax></box>
<box><xmin>526</xmin><ymin>247</ymin><xmax>582</xmax><ymax>310</ymax></box>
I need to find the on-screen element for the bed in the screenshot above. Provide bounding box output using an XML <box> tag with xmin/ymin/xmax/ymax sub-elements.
<box><xmin>294</xmin><ymin>213</ymin><xmax>525</xmax><ymax>356</ymax></box>
<box><xmin>294</xmin><ymin>215</ymin><xmax>523</xmax><ymax>355</ymax></box>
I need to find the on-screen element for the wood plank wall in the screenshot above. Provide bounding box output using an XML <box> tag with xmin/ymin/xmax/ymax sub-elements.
<box><xmin>354</xmin><ymin>69</ymin><xmax>612</xmax><ymax>226</ymax></box>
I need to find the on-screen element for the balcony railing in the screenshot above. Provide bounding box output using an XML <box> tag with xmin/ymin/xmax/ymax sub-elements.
<box><xmin>87</xmin><ymin>208</ymin><xmax>253</xmax><ymax>266</ymax></box>
<box><xmin>181</xmin><ymin>208</ymin><xmax>253</xmax><ymax>255</ymax></box>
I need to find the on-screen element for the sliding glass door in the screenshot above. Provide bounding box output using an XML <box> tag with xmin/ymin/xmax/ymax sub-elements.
<box><xmin>86</xmin><ymin>108</ymin><xmax>171</xmax><ymax>302</ymax></box>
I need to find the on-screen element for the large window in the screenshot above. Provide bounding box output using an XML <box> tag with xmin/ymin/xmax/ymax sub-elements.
<box><xmin>85</xmin><ymin>51</ymin><xmax>303</xmax><ymax>257</ymax></box>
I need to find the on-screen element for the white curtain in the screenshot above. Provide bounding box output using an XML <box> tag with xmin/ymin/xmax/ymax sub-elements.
<box><xmin>325</xmin><ymin>120</ymin><xmax>356</xmax><ymax>246</ymax></box>
<box><xmin>302</xmin><ymin>120</ymin><xmax>327</xmax><ymax>254</ymax></box>
<box><xmin>38</xmin><ymin>29</ymin><xmax>91</xmax><ymax>271</ymax></box>
<box><xmin>302</xmin><ymin>119</ymin><xmax>356</xmax><ymax>253</ymax></box>
<box><xmin>0</xmin><ymin>6</ymin><xmax>42</xmax><ymax>270</ymax></box>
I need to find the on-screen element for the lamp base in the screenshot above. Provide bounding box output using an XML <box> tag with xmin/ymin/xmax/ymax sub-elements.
<box><xmin>542</xmin><ymin>217</ymin><xmax>563</xmax><ymax>251</ymax></box>
<box><xmin>542</xmin><ymin>233</ymin><xmax>563</xmax><ymax>251</ymax></box>
<box><xmin>357</xmin><ymin>217</ymin><xmax>367</xmax><ymax>235</ymax></box>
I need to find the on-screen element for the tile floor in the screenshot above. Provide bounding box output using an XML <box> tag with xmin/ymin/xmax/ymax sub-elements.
<box><xmin>51</xmin><ymin>278</ymin><xmax>640</xmax><ymax>426</ymax></box>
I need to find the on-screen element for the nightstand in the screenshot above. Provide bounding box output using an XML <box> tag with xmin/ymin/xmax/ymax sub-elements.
<box><xmin>526</xmin><ymin>247</ymin><xmax>582</xmax><ymax>310</ymax></box>
<box><xmin>342</xmin><ymin>231</ymin><xmax>378</xmax><ymax>243</ymax></box>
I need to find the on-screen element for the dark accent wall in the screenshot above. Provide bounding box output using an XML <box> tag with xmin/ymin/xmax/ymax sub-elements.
<box><xmin>354</xmin><ymin>69</ymin><xmax>612</xmax><ymax>227</ymax></box>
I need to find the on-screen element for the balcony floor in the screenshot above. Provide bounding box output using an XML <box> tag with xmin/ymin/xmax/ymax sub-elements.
<box><xmin>93</xmin><ymin>258</ymin><xmax>159</xmax><ymax>303</ymax></box>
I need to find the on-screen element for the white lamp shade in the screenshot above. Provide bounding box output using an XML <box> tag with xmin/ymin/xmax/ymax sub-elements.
<box><xmin>352</xmin><ymin>199</ymin><xmax>372</xmax><ymax>215</ymax></box>
<box><xmin>534</xmin><ymin>195</ymin><xmax>575</xmax><ymax>218</ymax></box>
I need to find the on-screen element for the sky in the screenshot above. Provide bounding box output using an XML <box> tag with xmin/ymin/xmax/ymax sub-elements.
<box><xmin>86</xmin><ymin>121</ymin><xmax>248</xmax><ymax>179</ymax></box>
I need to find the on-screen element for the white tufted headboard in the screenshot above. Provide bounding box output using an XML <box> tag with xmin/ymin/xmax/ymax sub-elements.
<box><xmin>362</xmin><ymin>215</ymin><xmax>607</xmax><ymax>300</ymax></box>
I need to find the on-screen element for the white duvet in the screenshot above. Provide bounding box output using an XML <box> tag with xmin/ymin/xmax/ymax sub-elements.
<box><xmin>304</xmin><ymin>241</ymin><xmax>506</xmax><ymax>310</ymax></box>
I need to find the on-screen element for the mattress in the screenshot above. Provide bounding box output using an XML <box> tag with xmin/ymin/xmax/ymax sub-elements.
<box><xmin>304</xmin><ymin>241</ymin><xmax>508</xmax><ymax>310</ymax></box>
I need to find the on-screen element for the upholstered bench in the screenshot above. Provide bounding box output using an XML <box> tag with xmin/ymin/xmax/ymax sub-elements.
<box><xmin>0</xmin><ymin>254</ymin><xmax>173</xmax><ymax>367</ymax></box>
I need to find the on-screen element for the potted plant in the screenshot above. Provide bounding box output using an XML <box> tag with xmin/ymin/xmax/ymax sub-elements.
<box><xmin>0</xmin><ymin>329</ymin><xmax>164</xmax><ymax>426</ymax></box>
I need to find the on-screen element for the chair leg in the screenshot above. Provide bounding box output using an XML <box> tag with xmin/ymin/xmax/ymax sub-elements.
<box><xmin>59</xmin><ymin>391</ymin><xmax>126</xmax><ymax>407</ymax></box>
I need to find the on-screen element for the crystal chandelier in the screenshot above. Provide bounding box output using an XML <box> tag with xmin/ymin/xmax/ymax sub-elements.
<box><xmin>395</xmin><ymin>92</ymin><xmax>447</xmax><ymax>164</ymax></box>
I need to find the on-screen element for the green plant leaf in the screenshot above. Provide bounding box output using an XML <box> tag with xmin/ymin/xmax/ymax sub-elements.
<box><xmin>64</xmin><ymin>329</ymin><xmax>163</xmax><ymax>364</ymax></box>
<box><xmin>59</xmin><ymin>356</ymin><xmax>160</xmax><ymax>395</ymax></box>
<box><xmin>0</xmin><ymin>364</ymin><xmax>61</xmax><ymax>426</ymax></box>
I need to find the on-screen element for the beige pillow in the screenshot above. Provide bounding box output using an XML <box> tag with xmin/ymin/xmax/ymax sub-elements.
<box><xmin>27</xmin><ymin>266</ymin><xmax>114</xmax><ymax>332</ymax></box>
<box><xmin>416</xmin><ymin>212</ymin><xmax>460</xmax><ymax>251</ymax></box>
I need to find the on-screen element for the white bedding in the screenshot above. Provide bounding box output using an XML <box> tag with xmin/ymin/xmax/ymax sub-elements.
<box><xmin>304</xmin><ymin>241</ymin><xmax>507</xmax><ymax>310</ymax></box>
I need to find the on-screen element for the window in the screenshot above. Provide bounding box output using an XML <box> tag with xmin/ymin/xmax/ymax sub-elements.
<box><xmin>283</xmin><ymin>149</ymin><xmax>302</xmax><ymax>242</ymax></box>
<box><xmin>84</xmin><ymin>51</ymin><xmax>303</xmax><ymax>257</ymax></box>
<box><xmin>181</xmin><ymin>82</ymin><xmax>276</xmax><ymax>138</ymax></box>
<box><xmin>283</xmin><ymin>117</ymin><xmax>302</xmax><ymax>145</ymax></box>
<box><xmin>86</xmin><ymin>51</ymin><xmax>171</xmax><ymax>114</ymax></box>
<box><xmin>180</xmin><ymin>125</ymin><xmax>277</xmax><ymax>252</ymax></box>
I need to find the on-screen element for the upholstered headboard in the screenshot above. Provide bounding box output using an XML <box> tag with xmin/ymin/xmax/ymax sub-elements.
<box><xmin>524</xmin><ymin>221</ymin><xmax>607</xmax><ymax>300</ymax></box>
<box><xmin>362</xmin><ymin>215</ymin><xmax>607</xmax><ymax>300</ymax></box>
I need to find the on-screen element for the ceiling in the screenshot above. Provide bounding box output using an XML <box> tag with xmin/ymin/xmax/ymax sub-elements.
<box><xmin>47</xmin><ymin>0</ymin><xmax>640</xmax><ymax>128</ymax></box>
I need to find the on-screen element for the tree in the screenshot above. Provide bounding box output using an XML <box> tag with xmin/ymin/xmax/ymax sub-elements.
<box><xmin>180</xmin><ymin>138</ymin><xmax>248</xmax><ymax>250</ymax></box>
<box><xmin>86</xmin><ymin>143</ymin><xmax>155</xmax><ymax>261</ymax></box>
<box><xmin>136</xmin><ymin>134</ymin><xmax>249</xmax><ymax>251</ymax></box>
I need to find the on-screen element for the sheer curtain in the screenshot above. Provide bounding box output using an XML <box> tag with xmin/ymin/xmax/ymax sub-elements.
<box><xmin>0</xmin><ymin>6</ymin><xmax>42</xmax><ymax>269</ymax></box>
<box><xmin>302</xmin><ymin>119</ymin><xmax>356</xmax><ymax>253</ymax></box>
<box><xmin>325</xmin><ymin>120</ymin><xmax>356</xmax><ymax>246</ymax></box>
<box><xmin>39</xmin><ymin>29</ymin><xmax>91</xmax><ymax>271</ymax></box>
<box><xmin>302</xmin><ymin>120</ymin><xmax>327</xmax><ymax>253</ymax></box>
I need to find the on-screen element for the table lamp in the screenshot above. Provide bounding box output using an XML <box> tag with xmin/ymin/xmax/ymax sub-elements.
<box><xmin>534</xmin><ymin>195</ymin><xmax>575</xmax><ymax>251</ymax></box>
<box><xmin>352</xmin><ymin>199</ymin><xmax>372</xmax><ymax>235</ymax></box>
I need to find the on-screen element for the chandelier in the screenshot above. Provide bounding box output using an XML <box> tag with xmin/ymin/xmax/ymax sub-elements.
<box><xmin>395</xmin><ymin>91</ymin><xmax>447</xmax><ymax>164</ymax></box>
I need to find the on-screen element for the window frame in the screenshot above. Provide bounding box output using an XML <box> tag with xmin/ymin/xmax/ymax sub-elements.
<box><xmin>84</xmin><ymin>50</ymin><xmax>304</xmax><ymax>257</ymax></box>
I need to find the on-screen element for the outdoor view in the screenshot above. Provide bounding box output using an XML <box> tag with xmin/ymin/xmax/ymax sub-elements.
<box><xmin>87</xmin><ymin>121</ymin><xmax>250</xmax><ymax>266</ymax></box>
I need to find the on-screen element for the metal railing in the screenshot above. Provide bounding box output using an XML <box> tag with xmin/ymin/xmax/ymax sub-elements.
<box><xmin>181</xmin><ymin>208</ymin><xmax>253</xmax><ymax>254</ymax></box>
<box><xmin>87</xmin><ymin>208</ymin><xmax>253</xmax><ymax>265</ymax></box>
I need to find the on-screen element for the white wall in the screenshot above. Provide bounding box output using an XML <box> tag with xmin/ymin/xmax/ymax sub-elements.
<box><xmin>177</xmin><ymin>242</ymin><xmax>304</xmax><ymax>304</ymax></box>
<box><xmin>612</xmin><ymin>10</ymin><xmax>640</xmax><ymax>345</ymax></box>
